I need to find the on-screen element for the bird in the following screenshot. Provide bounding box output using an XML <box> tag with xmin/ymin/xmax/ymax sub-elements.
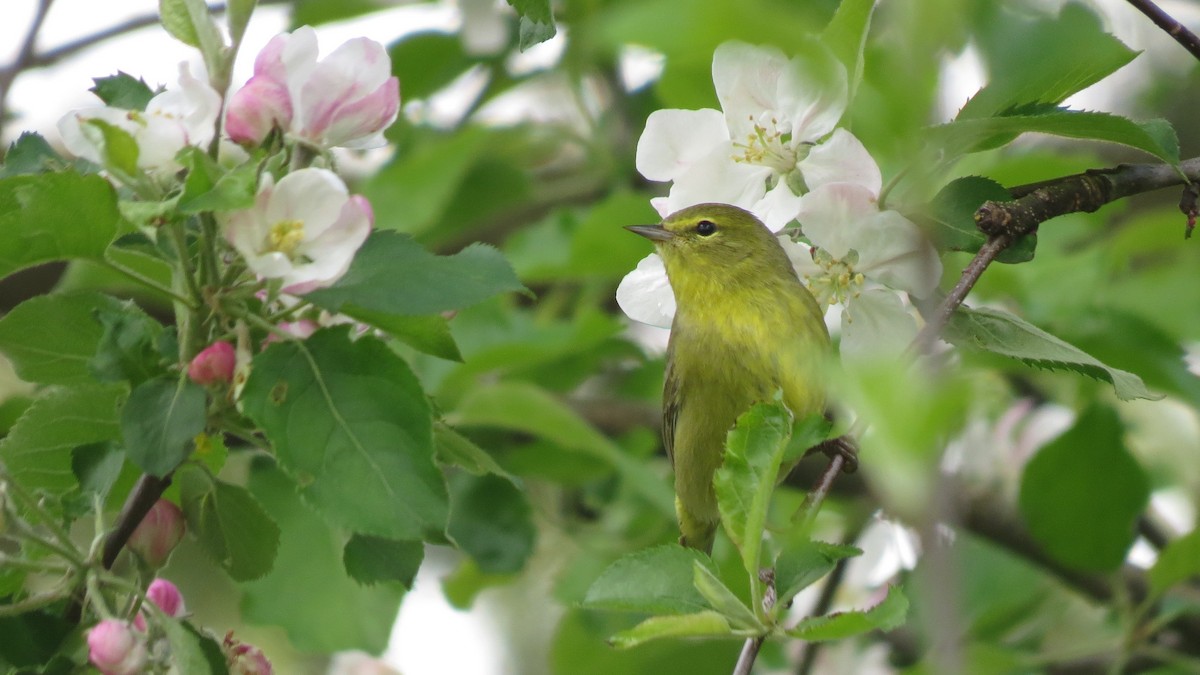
<box><xmin>626</xmin><ymin>203</ymin><xmax>830</xmax><ymax>553</ymax></box>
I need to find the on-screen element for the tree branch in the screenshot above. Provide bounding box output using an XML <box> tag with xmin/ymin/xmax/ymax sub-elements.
<box><xmin>0</xmin><ymin>0</ymin><xmax>54</xmax><ymax>133</ymax></box>
<box><xmin>1125</xmin><ymin>0</ymin><xmax>1200</xmax><ymax>63</ymax></box>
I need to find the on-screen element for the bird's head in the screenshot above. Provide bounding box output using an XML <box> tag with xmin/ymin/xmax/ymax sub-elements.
<box><xmin>626</xmin><ymin>203</ymin><xmax>796</xmax><ymax>290</ymax></box>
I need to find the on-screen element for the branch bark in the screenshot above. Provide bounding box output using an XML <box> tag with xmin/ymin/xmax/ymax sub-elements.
<box><xmin>1125</xmin><ymin>0</ymin><xmax>1200</xmax><ymax>63</ymax></box>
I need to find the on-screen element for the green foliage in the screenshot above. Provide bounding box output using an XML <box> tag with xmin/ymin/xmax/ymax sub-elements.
<box><xmin>506</xmin><ymin>0</ymin><xmax>556</xmax><ymax>51</ymax></box>
<box><xmin>1019</xmin><ymin>405</ymin><xmax>1150</xmax><ymax>572</ymax></box>
<box><xmin>446</xmin><ymin>473</ymin><xmax>536</xmax><ymax>574</ymax></box>
<box><xmin>583</xmin><ymin>545</ymin><xmax>720</xmax><ymax>615</ymax></box>
<box><xmin>343</xmin><ymin>535</ymin><xmax>424</xmax><ymax>587</ymax></box>
<box><xmin>241</xmin><ymin>328</ymin><xmax>447</xmax><ymax>540</ymax></box>
<box><xmin>178</xmin><ymin>465</ymin><xmax>281</xmax><ymax>581</ymax></box>
<box><xmin>1149</xmin><ymin>527</ymin><xmax>1200</xmax><ymax>598</ymax></box>
<box><xmin>925</xmin><ymin>176</ymin><xmax>1033</xmax><ymax>262</ymax></box>
<box><xmin>0</xmin><ymin>293</ymin><xmax>122</xmax><ymax>385</ymax></box>
<box><xmin>89</xmin><ymin>72</ymin><xmax>156</xmax><ymax>110</ymax></box>
<box><xmin>785</xmin><ymin>585</ymin><xmax>908</xmax><ymax>641</ymax></box>
<box><xmin>306</xmin><ymin>231</ymin><xmax>528</xmax><ymax>316</ymax></box>
<box><xmin>121</xmin><ymin>377</ymin><xmax>207</xmax><ymax>477</ymax></box>
<box><xmin>0</xmin><ymin>132</ymin><xmax>65</xmax><ymax>177</ymax></box>
<box><xmin>0</xmin><ymin>171</ymin><xmax>122</xmax><ymax>279</ymax></box>
<box><xmin>945</xmin><ymin>306</ymin><xmax>1160</xmax><ymax>402</ymax></box>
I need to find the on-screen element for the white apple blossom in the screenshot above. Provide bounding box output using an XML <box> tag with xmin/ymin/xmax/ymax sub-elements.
<box><xmin>225</xmin><ymin>26</ymin><xmax>400</xmax><ymax>149</ymax></box>
<box><xmin>617</xmin><ymin>41</ymin><xmax>943</xmax><ymax>360</ymax></box>
<box><xmin>634</xmin><ymin>41</ymin><xmax>879</xmax><ymax>230</ymax></box>
<box><xmin>57</xmin><ymin>62</ymin><xmax>221</xmax><ymax>176</ymax></box>
<box><xmin>224</xmin><ymin>168</ymin><xmax>372</xmax><ymax>294</ymax></box>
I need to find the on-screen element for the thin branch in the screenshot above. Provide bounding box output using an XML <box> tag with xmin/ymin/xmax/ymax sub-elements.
<box><xmin>1125</xmin><ymin>0</ymin><xmax>1200</xmax><ymax>63</ymax></box>
<box><xmin>912</xmin><ymin>234</ymin><xmax>1012</xmax><ymax>354</ymax></box>
<box><xmin>0</xmin><ymin>0</ymin><xmax>54</xmax><ymax>133</ymax></box>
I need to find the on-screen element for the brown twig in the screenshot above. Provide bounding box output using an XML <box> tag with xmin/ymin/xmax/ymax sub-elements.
<box><xmin>912</xmin><ymin>233</ymin><xmax>1012</xmax><ymax>354</ymax></box>
<box><xmin>1125</xmin><ymin>0</ymin><xmax>1200</xmax><ymax>63</ymax></box>
<box><xmin>0</xmin><ymin>0</ymin><xmax>54</xmax><ymax>133</ymax></box>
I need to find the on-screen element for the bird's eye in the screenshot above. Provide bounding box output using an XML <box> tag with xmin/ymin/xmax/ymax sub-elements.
<box><xmin>695</xmin><ymin>220</ymin><xmax>717</xmax><ymax>236</ymax></box>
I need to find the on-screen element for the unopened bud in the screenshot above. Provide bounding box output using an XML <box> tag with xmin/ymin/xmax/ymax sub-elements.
<box><xmin>224</xmin><ymin>631</ymin><xmax>274</xmax><ymax>675</ymax></box>
<box><xmin>127</xmin><ymin>499</ymin><xmax>186</xmax><ymax>568</ymax></box>
<box><xmin>188</xmin><ymin>341</ymin><xmax>237</xmax><ymax>385</ymax></box>
<box><xmin>88</xmin><ymin>620</ymin><xmax>148</xmax><ymax>675</ymax></box>
<box><xmin>134</xmin><ymin>578</ymin><xmax>187</xmax><ymax>630</ymax></box>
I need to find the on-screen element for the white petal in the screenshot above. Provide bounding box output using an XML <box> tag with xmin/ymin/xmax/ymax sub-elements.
<box><xmin>654</xmin><ymin>144</ymin><xmax>769</xmax><ymax>215</ymax></box>
<box><xmin>264</xmin><ymin>168</ymin><xmax>348</xmax><ymax>234</ymax></box>
<box><xmin>776</xmin><ymin>39</ymin><xmax>848</xmax><ymax>142</ymax></box>
<box><xmin>285</xmin><ymin>196</ymin><xmax>373</xmax><ymax>293</ymax></box>
<box><xmin>635</xmin><ymin>108</ymin><xmax>729</xmax><ymax>182</ymax></box>
<box><xmin>146</xmin><ymin>62</ymin><xmax>222</xmax><ymax>147</ymax></box>
<box><xmin>616</xmin><ymin>253</ymin><xmax>675</xmax><ymax>328</ymax></box>
<box><xmin>795</xmin><ymin>182</ymin><xmax>878</xmax><ymax>259</ymax></box>
<box><xmin>751</xmin><ymin>181</ymin><xmax>805</xmax><ymax>232</ymax></box>
<box><xmin>778</xmin><ymin>235</ymin><xmax>818</xmax><ymax>280</ymax></box>
<box><xmin>801</xmin><ymin>129</ymin><xmax>881</xmax><ymax>195</ymax></box>
<box><xmin>840</xmin><ymin>289</ymin><xmax>917</xmax><ymax>362</ymax></box>
<box><xmin>712</xmin><ymin>41</ymin><xmax>790</xmax><ymax>139</ymax></box>
<box><xmin>854</xmin><ymin>210</ymin><xmax>943</xmax><ymax>297</ymax></box>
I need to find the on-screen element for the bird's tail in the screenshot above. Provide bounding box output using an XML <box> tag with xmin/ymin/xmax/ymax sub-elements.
<box><xmin>677</xmin><ymin>497</ymin><xmax>717</xmax><ymax>554</ymax></box>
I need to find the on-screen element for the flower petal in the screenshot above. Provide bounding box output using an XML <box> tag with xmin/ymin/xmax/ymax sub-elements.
<box><xmin>654</xmin><ymin>143</ymin><xmax>770</xmax><ymax>215</ymax></box>
<box><xmin>297</xmin><ymin>36</ymin><xmax>393</xmax><ymax>143</ymax></box>
<box><xmin>635</xmin><ymin>108</ymin><xmax>730</xmax><ymax>182</ymax></box>
<box><xmin>264</xmin><ymin>168</ymin><xmax>347</xmax><ymax>234</ymax></box>
<box><xmin>712</xmin><ymin>41</ymin><xmax>791</xmax><ymax>139</ymax></box>
<box><xmin>801</xmin><ymin>129</ymin><xmax>881</xmax><ymax>195</ymax></box>
<box><xmin>775</xmin><ymin>39</ymin><xmax>848</xmax><ymax>142</ymax></box>
<box><xmin>321</xmin><ymin>76</ymin><xmax>400</xmax><ymax>149</ymax></box>
<box><xmin>284</xmin><ymin>194</ymin><xmax>374</xmax><ymax>293</ymax></box>
<box><xmin>854</xmin><ymin>210</ymin><xmax>943</xmax><ymax>297</ymax></box>
<box><xmin>840</xmin><ymin>289</ymin><xmax>917</xmax><ymax>361</ymax></box>
<box><xmin>795</xmin><ymin>182</ymin><xmax>878</xmax><ymax>259</ymax></box>
<box><xmin>751</xmin><ymin>181</ymin><xmax>806</xmax><ymax>232</ymax></box>
<box><xmin>225</xmin><ymin>75</ymin><xmax>293</xmax><ymax>145</ymax></box>
<box><xmin>616</xmin><ymin>253</ymin><xmax>675</xmax><ymax>328</ymax></box>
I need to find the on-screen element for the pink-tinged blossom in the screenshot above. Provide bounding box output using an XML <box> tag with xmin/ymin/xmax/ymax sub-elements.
<box><xmin>58</xmin><ymin>62</ymin><xmax>221</xmax><ymax>175</ymax></box>
<box><xmin>223</xmin><ymin>168</ymin><xmax>372</xmax><ymax>294</ymax></box>
<box><xmin>188</xmin><ymin>341</ymin><xmax>237</xmax><ymax>385</ymax></box>
<box><xmin>224</xmin><ymin>632</ymin><xmax>273</xmax><ymax>675</ymax></box>
<box><xmin>226</xmin><ymin>26</ymin><xmax>400</xmax><ymax>149</ymax></box>
<box><xmin>127</xmin><ymin>499</ymin><xmax>186</xmax><ymax>568</ymax></box>
<box><xmin>87</xmin><ymin>620</ymin><xmax>148</xmax><ymax>675</ymax></box>
<box><xmin>133</xmin><ymin>578</ymin><xmax>187</xmax><ymax>631</ymax></box>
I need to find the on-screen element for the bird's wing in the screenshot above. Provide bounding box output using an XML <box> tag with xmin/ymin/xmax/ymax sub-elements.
<box><xmin>662</xmin><ymin>357</ymin><xmax>680</xmax><ymax>467</ymax></box>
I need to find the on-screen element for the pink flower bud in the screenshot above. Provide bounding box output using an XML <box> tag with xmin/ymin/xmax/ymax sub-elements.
<box><xmin>224</xmin><ymin>631</ymin><xmax>274</xmax><ymax>675</ymax></box>
<box><xmin>88</xmin><ymin>620</ymin><xmax>148</xmax><ymax>675</ymax></box>
<box><xmin>188</xmin><ymin>341</ymin><xmax>237</xmax><ymax>385</ymax></box>
<box><xmin>127</xmin><ymin>499</ymin><xmax>186</xmax><ymax>568</ymax></box>
<box><xmin>134</xmin><ymin>578</ymin><xmax>188</xmax><ymax>630</ymax></box>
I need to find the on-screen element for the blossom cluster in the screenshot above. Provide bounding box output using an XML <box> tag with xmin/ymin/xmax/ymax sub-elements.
<box><xmin>56</xmin><ymin>27</ymin><xmax>397</xmax><ymax>300</ymax></box>
<box><xmin>617</xmin><ymin>41</ymin><xmax>943</xmax><ymax>359</ymax></box>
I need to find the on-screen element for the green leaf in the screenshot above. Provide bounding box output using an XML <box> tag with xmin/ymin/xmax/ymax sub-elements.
<box><xmin>0</xmin><ymin>293</ymin><xmax>122</xmax><ymax>385</ymax></box>
<box><xmin>566</xmin><ymin>192</ymin><xmax>662</xmax><ymax>278</ymax></box>
<box><xmin>177</xmin><ymin>151</ymin><xmax>258</xmax><ymax>214</ymax></box>
<box><xmin>242</xmin><ymin>462</ymin><xmax>404</xmax><ymax>653</ymax></box>
<box><xmin>609</xmin><ymin>611</ymin><xmax>735</xmax><ymax>649</ymax></box>
<box><xmin>775</xmin><ymin>540</ymin><xmax>862</xmax><ymax>607</ymax></box>
<box><xmin>121</xmin><ymin>377</ymin><xmax>207</xmax><ymax>478</ymax></box>
<box><xmin>786</xmin><ymin>585</ymin><xmax>908</xmax><ymax>641</ymax></box>
<box><xmin>0</xmin><ymin>610</ymin><xmax>74</xmax><ymax>668</ymax></box>
<box><xmin>446</xmin><ymin>473</ymin><xmax>535</xmax><ymax>574</ymax></box>
<box><xmin>433</xmin><ymin>422</ymin><xmax>512</xmax><ymax>479</ymax></box>
<box><xmin>159</xmin><ymin>0</ymin><xmax>200</xmax><ymax>46</ymax></box>
<box><xmin>343</xmin><ymin>535</ymin><xmax>424</xmax><ymax>587</ymax></box>
<box><xmin>0</xmin><ymin>172</ymin><xmax>121</xmax><ymax>280</ymax></box>
<box><xmin>89</xmin><ymin>302</ymin><xmax>166</xmax><ymax>386</ymax></box>
<box><xmin>506</xmin><ymin>0</ymin><xmax>556</xmax><ymax>50</ymax></box>
<box><xmin>692</xmin><ymin>562</ymin><xmax>761</xmax><ymax>631</ymax></box>
<box><xmin>452</xmin><ymin>381</ymin><xmax>673</xmax><ymax>515</ymax></box>
<box><xmin>714</xmin><ymin>400</ymin><xmax>793</xmax><ymax>580</ymax></box>
<box><xmin>583</xmin><ymin>544</ymin><xmax>719</xmax><ymax>615</ymax></box>
<box><xmin>305</xmin><ymin>231</ymin><xmax>527</xmax><ymax>316</ymax></box>
<box><xmin>958</xmin><ymin>3</ymin><xmax>1136</xmax><ymax>120</ymax></box>
<box><xmin>240</xmin><ymin>328</ymin><xmax>447</xmax><ymax>539</ymax></box>
<box><xmin>944</xmin><ymin>306</ymin><xmax>1161</xmax><ymax>401</ymax></box>
<box><xmin>1018</xmin><ymin>405</ymin><xmax>1150</xmax><ymax>572</ymax></box>
<box><xmin>925</xmin><ymin>176</ymin><xmax>1034</xmax><ymax>263</ymax></box>
<box><xmin>89</xmin><ymin>72</ymin><xmax>156</xmax><ymax>110</ymax></box>
<box><xmin>1149</xmin><ymin>527</ymin><xmax>1200</xmax><ymax>598</ymax></box>
<box><xmin>389</xmin><ymin>32</ymin><xmax>474</xmax><ymax>100</ymax></box>
<box><xmin>82</xmin><ymin>119</ymin><xmax>140</xmax><ymax>178</ymax></box>
<box><xmin>178</xmin><ymin>465</ymin><xmax>281</xmax><ymax>581</ymax></box>
<box><xmin>927</xmin><ymin>110</ymin><xmax>1179</xmax><ymax>164</ymax></box>
<box><xmin>340</xmin><ymin>308</ymin><xmax>463</xmax><ymax>362</ymax></box>
<box><xmin>0</xmin><ymin>132</ymin><xmax>65</xmax><ymax>177</ymax></box>
<box><xmin>819</xmin><ymin>0</ymin><xmax>876</xmax><ymax>96</ymax></box>
<box><xmin>0</xmin><ymin>384</ymin><xmax>124</xmax><ymax>495</ymax></box>
<box><xmin>160</xmin><ymin>616</ymin><xmax>224</xmax><ymax>674</ymax></box>
<box><xmin>226</xmin><ymin>0</ymin><xmax>256</xmax><ymax>43</ymax></box>
<box><xmin>71</xmin><ymin>442</ymin><xmax>127</xmax><ymax>505</ymax></box>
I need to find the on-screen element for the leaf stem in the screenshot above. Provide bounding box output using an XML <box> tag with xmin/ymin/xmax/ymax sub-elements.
<box><xmin>100</xmin><ymin>259</ymin><xmax>196</xmax><ymax>307</ymax></box>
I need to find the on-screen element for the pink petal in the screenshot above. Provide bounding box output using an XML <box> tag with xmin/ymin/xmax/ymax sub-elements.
<box><xmin>225</xmin><ymin>75</ymin><xmax>293</xmax><ymax>145</ymax></box>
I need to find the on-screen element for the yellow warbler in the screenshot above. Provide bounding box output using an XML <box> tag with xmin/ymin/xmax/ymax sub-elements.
<box><xmin>627</xmin><ymin>203</ymin><xmax>830</xmax><ymax>552</ymax></box>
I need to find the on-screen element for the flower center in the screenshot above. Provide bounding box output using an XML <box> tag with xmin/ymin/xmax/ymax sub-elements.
<box><xmin>800</xmin><ymin>247</ymin><xmax>864</xmax><ymax>307</ymax></box>
<box><xmin>268</xmin><ymin>219</ymin><xmax>305</xmax><ymax>257</ymax></box>
<box><xmin>731</xmin><ymin>115</ymin><xmax>808</xmax><ymax>175</ymax></box>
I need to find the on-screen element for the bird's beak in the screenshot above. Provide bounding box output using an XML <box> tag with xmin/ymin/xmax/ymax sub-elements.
<box><xmin>625</xmin><ymin>224</ymin><xmax>674</xmax><ymax>242</ymax></box>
